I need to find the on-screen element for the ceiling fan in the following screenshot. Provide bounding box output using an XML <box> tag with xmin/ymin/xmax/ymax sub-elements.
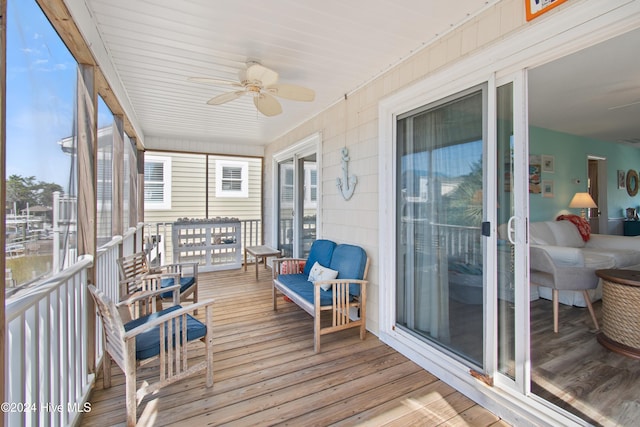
<box><xmin>189</xmin><ymin>62</ymin><xmax>315</xmax><ymax>116</ymax></box>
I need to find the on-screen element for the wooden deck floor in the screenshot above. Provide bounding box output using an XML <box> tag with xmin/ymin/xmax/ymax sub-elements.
<box><xmin>81</xmin><ymin>266</ymin><xmax>508</xmax><ymax>426</ymax></box>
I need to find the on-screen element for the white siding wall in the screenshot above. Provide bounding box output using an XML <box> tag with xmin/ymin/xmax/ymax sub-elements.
<box><xmin>144</xmin><ymin>152</ymin><xmax>262</xmax><ymax>262</ymax></box>
<box><xmin>208</xmin><ymin>156</ymin><xmax>263</xmax><ymax>221</ymax></box>
<box><xmin>144</xmin><ymin>152</ymin><xmax>208</xmax><ymax>223</ymax></box>
<box><xmin>264</xmin><ymin>0</ymin><xmax>526</xmax><ymax>334</ymax></box>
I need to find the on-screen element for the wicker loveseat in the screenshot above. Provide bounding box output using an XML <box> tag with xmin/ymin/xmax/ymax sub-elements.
<box><xmin>272</xmin><ymin>239</ymin><xmax>369</xmax><ymax>353</ymax></box>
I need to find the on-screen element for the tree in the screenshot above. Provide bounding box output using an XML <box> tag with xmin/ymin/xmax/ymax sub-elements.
<box><xmin>6</xmin><ymin>174</ymin><xmax>63</xmax><ymax>215</ymax></box>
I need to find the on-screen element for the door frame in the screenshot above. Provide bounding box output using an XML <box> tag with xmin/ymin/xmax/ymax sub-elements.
<box><xmin>271</xmin><ymin>132</ymin><xmax>322</xmax><ymax>256</ymax></box>
<box><xmin>587</xmin><ymin>155</ymin><xmax>608</xmax><ymax>234</ymax></box>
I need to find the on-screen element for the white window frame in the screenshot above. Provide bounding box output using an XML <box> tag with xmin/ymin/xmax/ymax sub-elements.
<box><xmin>272</xmin><ymin>132</ymin><xmax>322</xmax><ymax>252</ymax></box>
<box><xmin>144</xmin><ymin>155</ymin><xmax>172</xmax><ymax>210</ymax></box>
<box><xmin>305</xmin><ymin>164</ymin><xmax>318</xmax><ymax>208</ymax></box>
<box><xmin>216</xmin><ymin>160</ymin><xmax>249</xmax><ymax>198</ymax></box>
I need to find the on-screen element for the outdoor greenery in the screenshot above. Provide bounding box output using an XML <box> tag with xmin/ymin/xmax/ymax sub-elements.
<box><xmin>6</xmin><ymin>174</ymin><xmax>63</xmax><ymax>220</ymax></box>
<box><xmin>445</xmin><ymin>160</ymin><xmax>483</xmax><ymax>226</ymax></box>
<box><xmin>7</xmin><ymin>174</ymin><xmax>63</xmax><ymax>208</ymax></box>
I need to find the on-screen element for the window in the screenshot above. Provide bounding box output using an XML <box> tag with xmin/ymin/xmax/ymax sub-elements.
<box><xmin>144</xmin><ymin>155</ymin><xmax>172</xmax><ymax>210</ymax></box>
<box><xmin>216</xmin><ymin>160</ymin><xmax>248</xmax><ymax>198</ymax></box>
<box><xmin>305</xmin><ymin>164</ymin><xmax>317</xmax><ymax>206</ymax></box>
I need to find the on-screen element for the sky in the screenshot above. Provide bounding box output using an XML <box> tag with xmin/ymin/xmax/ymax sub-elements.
<box><xmin>6</xmin><ymin>0</ymin><xmax>111</xmax><ymax>189</ymax></box>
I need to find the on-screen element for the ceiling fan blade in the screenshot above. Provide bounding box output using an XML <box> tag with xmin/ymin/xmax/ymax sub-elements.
<box><xmin>254</xmin><ymin>93</ymin><xmax>282</xmax><ymax>116</ymax></box>
<box><xmin>189</xmin><ymin>77</ymin><xmax>243</xmax><ymax>87</ymax></box>
<box><xmin>207</xmin><ymin>91</ymin><xmax>245</xmax><ymax>105</ymax></box>
<box><xmin>245</xmin><ymin>63</ymin><xmax>279</xmax><ymax>86</ymax></box>
<box><xmin>266</xmin><ymin>83</ymin><xmax>315</xmax><ymax>102</ymax></box>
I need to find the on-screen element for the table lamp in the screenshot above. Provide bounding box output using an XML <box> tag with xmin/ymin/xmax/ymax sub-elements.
<box><xmin>569</xmin><ymin>192</ymin><xmax>597</xmax><ymax>218</ymax></box>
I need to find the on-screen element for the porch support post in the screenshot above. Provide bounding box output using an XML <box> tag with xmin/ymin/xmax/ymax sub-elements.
<box><xmin>112</xmin><ymin>114</ymin><xmax>124</xmax><ymax>236</ymax></box>
<box><xmin>129</xmin><ymin>138</ymin><xmax>139</xmax><ymax>231</ymax></box>
<box><xmin>77</xmin><ymin>63</ymin><xmax>98</xmax><ymax>372</ymax></box>
<box><xmin>1</xmin><ymin>0</ymin><xmax>8</xmax><ymax>414</ymax></box>
<box><xmin>137</xmin><ymin>149</ymin><xmax>145</xmax><ymax>225</ymax></box>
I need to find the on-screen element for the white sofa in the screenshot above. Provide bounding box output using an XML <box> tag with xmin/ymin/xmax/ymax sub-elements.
<box><xmin>529</xmin><ymin>220</ymin><xmax>640</xmax><ymax>307</ymax></box>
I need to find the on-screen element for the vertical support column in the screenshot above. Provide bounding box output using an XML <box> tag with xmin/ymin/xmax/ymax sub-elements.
<box><xmin>1</xmin><ymin>0</ymin><xmax>8</xmax><ymax>416</ymax></box>
<box><xmin>137</xmin><ymin>149</ymin><xmax>145</xmax><ymax>225</ymax></box>
<box><xmin>112</xmin><ymin>114</ymin><xmax>124</xmax><ymax>236</ymax></box>
<box><xmin>129</xmin><ymin>138</ymin><xmax>139</xmax><ymax>231</ymax></box>
<box><xmin>77</xmin><ymin>63</ymin><xmax>97</xmax><ymax>372</ymax></box>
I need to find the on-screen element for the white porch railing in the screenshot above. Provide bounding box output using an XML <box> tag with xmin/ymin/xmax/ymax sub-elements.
<box><xmin>5</xmin><ymin>220</ymin><xmax>261</xmax><ymax>426</ymax></box>
<box><xmin>143</xmin><ymin>220</ymin><xmax>262</xmax><ymax>266</ymax></box>
<box><xmin>5</xmin><ymin>225</ymin><xmax>140</xmax><ymax>427</ymax></box>
<box><xmin>436</xmin><ymin>223</ymin><xmax>482</xmax><ymax>265</ymax></box>
<box><xmin>5</xmin><ymin>255</ymin><xmax>94</xmax><ymax>427</ymax></box>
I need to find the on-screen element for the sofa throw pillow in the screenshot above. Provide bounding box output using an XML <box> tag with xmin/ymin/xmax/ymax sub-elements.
<box><xmin>308</xmin><ymin>261</ymin><xmax>339</xmax><ymax>291</ymax></box>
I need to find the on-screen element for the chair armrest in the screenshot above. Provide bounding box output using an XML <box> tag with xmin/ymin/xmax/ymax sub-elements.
<box><xmin>156</xmin><ymin>262</ymin><xmax>199</xmax><ymax>277</ymax></box>
<box><xmin>123</xmin><ymin>298</ymin><xmax>215</xmax><ymax>339</ymax></box>
<box><xmin>117</xmin><ymin>285</ymin><xmax>180</xmax><ymax>307</ymax></box>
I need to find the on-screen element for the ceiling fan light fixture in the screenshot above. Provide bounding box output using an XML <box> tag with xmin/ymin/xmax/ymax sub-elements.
<box><xmin>190</xmin><ymin>62</ymin><xmax>314</xmax><ymax>116</ymax></box>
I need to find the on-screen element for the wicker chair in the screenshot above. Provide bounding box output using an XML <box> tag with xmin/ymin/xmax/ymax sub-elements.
<box><xmin>89</xmin><ymin>284</ymin><xmax>214</xmax><ymax>427</ymax></box>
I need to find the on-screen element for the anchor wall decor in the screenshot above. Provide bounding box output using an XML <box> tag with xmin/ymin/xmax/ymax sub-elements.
<box><xmin>336</xmin><ymin>147</ymin><xmax>357</xmax><ymax>200</ymax></box>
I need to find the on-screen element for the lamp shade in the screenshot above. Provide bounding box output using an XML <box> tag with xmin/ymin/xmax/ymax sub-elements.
<box><xmin>569</xmin><ymin>192</ymin><xmax>597</xmax><ymax>208</ymax></box>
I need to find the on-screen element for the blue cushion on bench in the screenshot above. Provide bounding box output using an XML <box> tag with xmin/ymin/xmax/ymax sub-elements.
<box><xmin>277</xmin><ymin>273</ymin><xmax>353</xmax><ymax>307</ymax></box>
<box><xmin>329</xmin><ymin>244</ymin><xmax>367</xmax><ymax>296</ymax></box>
<box><xmin>303</xmin><ymin>240</ymin><xmax>337</xmax><ymax>276</ymax></box>
<box><xmin>124</xmin><ymin>305</ymin><xmax>206</xmax><ymax>360</ymax></box>
<box><xmin>160</xmin><ymin>276</ymin><xmax>196</xmax><ymax>299</ymax></box>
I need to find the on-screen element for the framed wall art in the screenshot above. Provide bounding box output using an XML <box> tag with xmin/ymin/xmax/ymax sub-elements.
<box><xmin>542</xmin><ymin>180</ymin><xmax>554</xmax><ymax>198</ymax></box>
<box><xmin>542</xmin><ymin>155</ymin><xmax>555</xmax><ymax>173</ymax></box>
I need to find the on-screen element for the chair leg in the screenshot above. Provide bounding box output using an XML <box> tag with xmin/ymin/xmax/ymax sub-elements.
<box><xmin>553</xmin><ymin>289</ymin><xmax>559</xmax><ymax>333</ymax></box>
<box><xmin>205</xmin><ymin>306</ymin><xmax>214</xmax><ymax>388</ymax></box>
<box><xmin>314</xmin><ymin>314</ymin><xmax>321</xmax><ymax>353</ymax></box>
<box><xmin>103</xmin><ymin>353</ymin><xmax>112</xmax><ymax>388</ymax></box>
<box><xmin>582</xmin><ymin>290</ymin><xmax>600</xmax><ymax>330</ymax></box>
<box><xmin>272</xmin><ymin>286</ymin><xmax>278</xmax><ymax>311</ymax></box>
<box><xmin>125</xmin><ymin>346</ymin><xmax>138</xmax><ymax>427</ymax></box>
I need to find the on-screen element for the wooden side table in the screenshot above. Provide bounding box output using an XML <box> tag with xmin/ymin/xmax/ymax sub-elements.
<box><xmin>595</xmin><ymin>269</ymin><xmax>640</xmax><ymax>359</ymax></box>
<box><xmin>245</xmin><ymin>245</ymin><xmax>281</xmax><ymax>280</ymax></box>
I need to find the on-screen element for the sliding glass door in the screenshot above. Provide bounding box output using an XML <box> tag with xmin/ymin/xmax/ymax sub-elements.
<box><xmin>275</xmin><ymin>135</ymin><xmax>319</xmax><ymax>258</ymax></box>
<box><xmin>396</xmin><ymin>87</ymin><xmax>486</xmax><ymax>366</ymax></box>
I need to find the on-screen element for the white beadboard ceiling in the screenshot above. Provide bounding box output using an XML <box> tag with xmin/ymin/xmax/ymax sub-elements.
<box><xmin>70</xmin><ymin>0</ymin><xmax>640</xmax><ymax>152</ymax></box>
<box><xmin>73</xmin><ymin>0</ymin><xmax>500</xmax><ymax>149</ymax></box>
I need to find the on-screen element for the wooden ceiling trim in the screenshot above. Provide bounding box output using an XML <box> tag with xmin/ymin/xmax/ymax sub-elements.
<box><xmin>36</xmin><ymin>0</ymin><xmax>141</xmax><ymax>146</ymax></box>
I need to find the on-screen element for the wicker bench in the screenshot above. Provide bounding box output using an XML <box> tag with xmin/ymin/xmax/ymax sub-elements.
<box><xmin>272</xmin><ymin>240</ymin><xmax>369</xmax><ymax>353</ymax></box>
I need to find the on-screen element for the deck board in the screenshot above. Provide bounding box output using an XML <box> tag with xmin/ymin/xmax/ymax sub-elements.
<box><xmin>81</xmin><ymin>266</ymin><xmax>506</xmax><ymax>426</ymax></box>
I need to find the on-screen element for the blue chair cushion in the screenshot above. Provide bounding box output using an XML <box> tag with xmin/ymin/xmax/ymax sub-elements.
<box><xmin>303</xmin><ymin>240</ymin><xmax>337</xmax><ymax>276</ymax></box>
<box><xmin>277</xmin><ymin>273</ymin><xmax>353</xmax><ymax>307</ymax></box>
<box><xmin>124</xmin><ymin>305</ymin><xmax>206</xmax><ymax>360</ymax></box>
<box><xmin>329</xmin><ymin>244</ymin><xmax>367</xmax><ymax>296</ymax></box>
<box><xmin>160</xmin><ymin>276</ymin><xmax>196</xmax><ymax>299</ymax></box>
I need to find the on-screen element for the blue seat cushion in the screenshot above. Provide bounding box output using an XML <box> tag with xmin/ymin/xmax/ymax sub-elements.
<box><xmin>124</xmin><ymin>305</ymin><xmax>206</xmax><ymax>360</ymax></box>
<box><xmin>329</xmin><ymin>244</ymin><xmax>367</xmax><ymax>296</ymax></box>
<box><xmin>277</xmin><ymin>273</ymin><xmax>353</xmax><ymax>307</ymax></box>
<box><xmin>160</xmin><ymin>276</ymin><xmax>196</xmax><ymax>299</ymax></box>
<box><xmin>303</xmin><ymin>240</ymin><xmax>337</xmax><ymax>276</ymax></box>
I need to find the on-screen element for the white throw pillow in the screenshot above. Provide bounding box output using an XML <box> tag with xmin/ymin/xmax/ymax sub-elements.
<box><xmin>308</xmin><ymin>261</ymin><xmax>339</xmax><ymax>291</ymax></box>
